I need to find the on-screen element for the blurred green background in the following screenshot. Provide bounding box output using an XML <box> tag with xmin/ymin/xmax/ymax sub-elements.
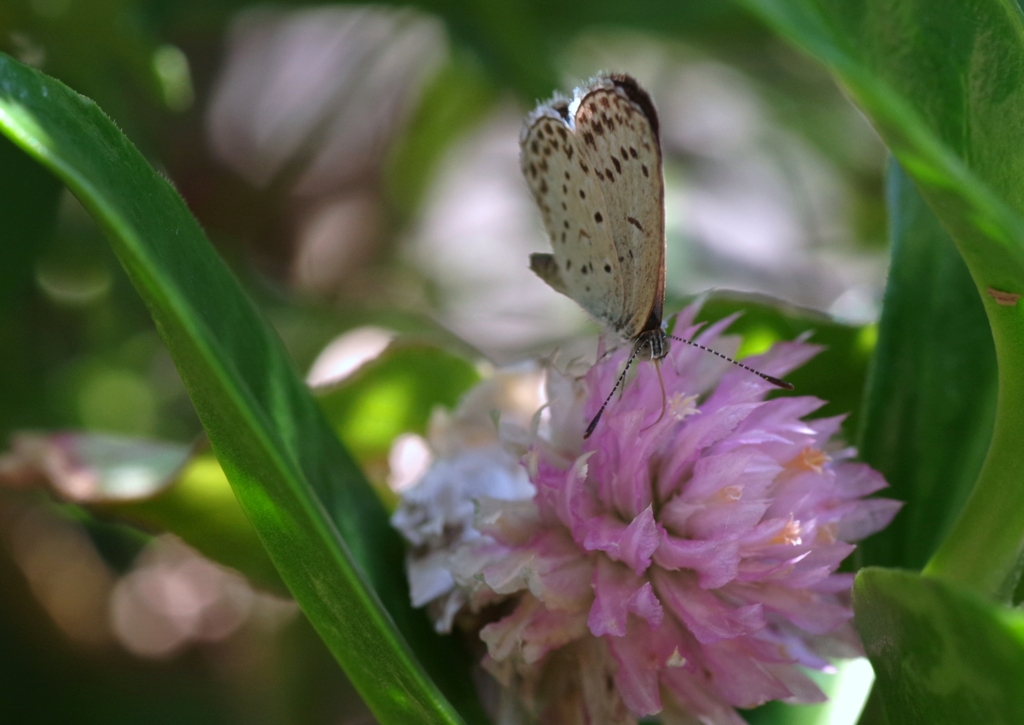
<box><xmin>0</xmin><ymin>1</ymin><xmax>888</xmax><ymax>723</ymax></box>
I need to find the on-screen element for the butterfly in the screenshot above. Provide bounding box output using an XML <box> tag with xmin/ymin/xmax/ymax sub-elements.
<box><xmin>520</xmin><ymin>73</ymin><xmax>792</xmax><ymax>437</ymax></box>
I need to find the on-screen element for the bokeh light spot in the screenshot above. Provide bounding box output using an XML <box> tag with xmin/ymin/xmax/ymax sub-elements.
<box><xmin>737</xmin><ymin>325</ymin><xmax>780</xmax><ymax>358</ymax></box>
<box><xmin>78</xmin><ymin>369</ymin><xmax>157</xmax><ymax>435</ymax></box>
<box><xmin>153</xmin><ymin>45</ymin><xmax>195</xmax><ymax>112</ymax></box>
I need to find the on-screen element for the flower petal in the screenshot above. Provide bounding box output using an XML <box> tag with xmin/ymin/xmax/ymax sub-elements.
<box><xmin>662</xmin><ymin>450</ymin><xmax>780</xmax><ymax>541</ymax></box>
<box><xmin>725</xmin><ymin>581</ymin><xmax>853</xmax><ymax>635</ymax></box>
<box><xmin>662</xmin><ymin>669</ymin><xmax>749</xmax><ymax>725</ymax></box>
<box><xmin>589</xmin><ymin>558</ymin><xmax>664</xmax><ymax>637</ymax></box>
<box><xmin>481</xmin><ymin>594</ymin><xmax>589</xmax><ymax>665</ymax></box>
<box><xmin>605</xmin><ymin>619</ymin><xmax>668</xmax><ymax>716</ymax></box>
<box><xmin>655</xmin><ymin>534</ymin><xmax>741</xmax><ymax>590</ymax></box>
<box><xmin>583</xmin><ymin>504</ymin><xmax>661</xmax><ymax>575</ymax></box>
<box><xmin>407</xmin><ymin>549</ymin><xmax>455</xmax><ymax>607</ymax></box>
<box><xmin>835</xmin><ymin>498</ymin><xmax>903</xmax><ymax>542</ymax></box>
<box><xmin>658</xmin><ymin>403</ymin><xmax>760</xmax><ymax>501</ymax></box>
<box><xmin>700</xmin><ymin>638</ymin><xmax>795</xmax><ymax>707</ymax></box>
<box><xmin>655</xmin><ymin>570</ymin><xmax>765</xmax><ymax>643</ymax></box>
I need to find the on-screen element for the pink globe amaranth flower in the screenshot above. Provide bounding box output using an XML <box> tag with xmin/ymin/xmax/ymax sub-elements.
<box><xmin>473</xmin><ymin>303</ymin><xmax>901</xmax><ymax>725</ymax></box>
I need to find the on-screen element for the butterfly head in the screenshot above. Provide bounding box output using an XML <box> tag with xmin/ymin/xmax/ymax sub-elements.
<box><xmin>633</xmin><ymin>327</ymin><xmax>668</xmax><ymax>361</ymax></box>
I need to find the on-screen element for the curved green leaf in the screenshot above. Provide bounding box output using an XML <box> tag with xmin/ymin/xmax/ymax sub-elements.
<box><xmin>739</xmin><ymin>0</ymin><xmax>1024</xmax><ymax>601</ymax></box>
<box><xmin>857</xmin><ymin>161</ymin><xmax>997</xmax><ymax>570</ymax></box>
<box><xmin>0</xmin><ymin>52</ymin><xmax>483</xmax><ymax>724</ymax></box>
<box><xmin>855</xmin><ymin>567</ymin><xmax>1024</xmax><ymax>724</ymax></box>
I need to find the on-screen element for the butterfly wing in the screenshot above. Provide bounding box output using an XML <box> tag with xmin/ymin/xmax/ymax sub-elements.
<box><xmin>570</xmin><ymin>75</ymin><xmax>666</xmax><ymax>339</ymax></box>
<box><xmin>521</xmin><ymin>102</ymin><xmax>627</xmax><ymax>331</ymax></box>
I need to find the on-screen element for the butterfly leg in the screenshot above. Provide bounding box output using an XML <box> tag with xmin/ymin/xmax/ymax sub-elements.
<box><xmin>584</xmin><ymin>341</ymin><xmax>643</xmax><ymax>439</ymax></box>
<box><xmin>640</xmin><ymin>358</ymin><xmax>668</xmax><ymax>435</ymax></box>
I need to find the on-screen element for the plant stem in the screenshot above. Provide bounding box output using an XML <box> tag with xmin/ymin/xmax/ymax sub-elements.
<box><xmin>926</xmin><ymin>296</ymin><xmax>1024</xmax><ymax>602</ymax></box>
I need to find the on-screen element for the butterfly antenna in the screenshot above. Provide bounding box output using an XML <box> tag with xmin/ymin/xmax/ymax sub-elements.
<box><xmin>584</xmin><ymin>344</ymin><xmax>643</xmax><ymax>439</ymax></box>
<box><xmin>667</xmin><ymin>334</ymin><xmax>794</xmax><ymax>390</ymax></box>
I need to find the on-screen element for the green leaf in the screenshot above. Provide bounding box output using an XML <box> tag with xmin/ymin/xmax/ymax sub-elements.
<box><xmin>857</xmin><ymin>161</ymin><xmax>997</xmax><ymax>570</ymax></box>
<box><xmin>738</xmin><ymin>0</ymin><xmax>1024</xmax><ymax>602</ymax></box>
<box><xmin>855</xmin><ymin>567</ymin><xmax>1024</xmax><ymax>724</ymax></box>
<box><xmin>0</xmin><ymin>52</ymin><xmax>483</xmax><ymax>724</ymax></box>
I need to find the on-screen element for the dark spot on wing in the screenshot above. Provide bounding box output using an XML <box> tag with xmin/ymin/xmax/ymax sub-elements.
<box><xmin>593</xmin><ymin>122</ymin><xmax>604</xmax><ymax>135</ymax></box>
<box><xmin>539</xmin><ymin>179</ymin><xmax>548</xmax><ymax>194</ymax></box>
<box><xmin>627</xmin><ymin>217</ymin><xmax>644</xmax><ymax>231</ymax></box>
<box><xmin>596</xmin><ymin>169</ymin><xmax>605</xmax><ymax>181</ymax></box>
<box><xmin>604</xmin><ymin>263</ymin><xmax>612</xmax><ymax>273</ymax></box>
<box><xmin>580</xmin><ymin>161</ymin><xmax>589</xmax><ymax>173</ymax></box>
<box><xmin>566</xmin><ymin>145</ymin><xmax>574</xmax><ymax>160</ymax></box>
<box><xmin>566</xmin><ymin>259</ymin><xmax>572</xmax><ymax>270</ymax></box>
<box><xmin>594</xmin><ymin>211</ymin><xmax>603</xmax><ymax>223</ymax></box>
<box><xmin>583</xmin><ymin>132</ymin><xmax>595</xmax><ymax>147</ymax></box>
<box><xmin>629</xmin><ymin>147</ymin><xmax>638</xmax><ymax>158</ymax></box>
<box><xmin>620</xmin><ymin>146</ymin><xmax>628</xmax><ymax>160</ymax></box>
<box><xmin>530</xmin><ymin>141</ymin><xmax>539</xmax><ymax>153</ymax></box>
<box><xmin>579</xmin><ymin>190</ymin><xmax>586</xmax><ymax>199</ymax></box>
<box><xmin>641</xmin><ymin>164</ymin><xmax>649</xmax><ymax>177</ymax></box>
<box><xmin>605</xmin><ymin>168</ymin><xmax>615</xmax><ymax>181</ymax></box>
<box><xmin>562</xmin><ymin>184</ymin><xmax>568</xmax><ymax>194</ymax></box>
<box><xmin>581</xmin><ymin>265</ymin><xmax>588</xmax><ymax>275</ymax></box>
<box><xmin>612</xmin><ymin>157</ymin><xmax>621</xmax><ymax>173</ymax></box>
<box><xmin>564</xmin><ymin>171</ymin><xmax>570</xmax><ymax>180</ymax></box>
<box><xmin>563</xmin><ymin>220</ymin><xmax>569</xmax><ymax>229</ymax></box>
